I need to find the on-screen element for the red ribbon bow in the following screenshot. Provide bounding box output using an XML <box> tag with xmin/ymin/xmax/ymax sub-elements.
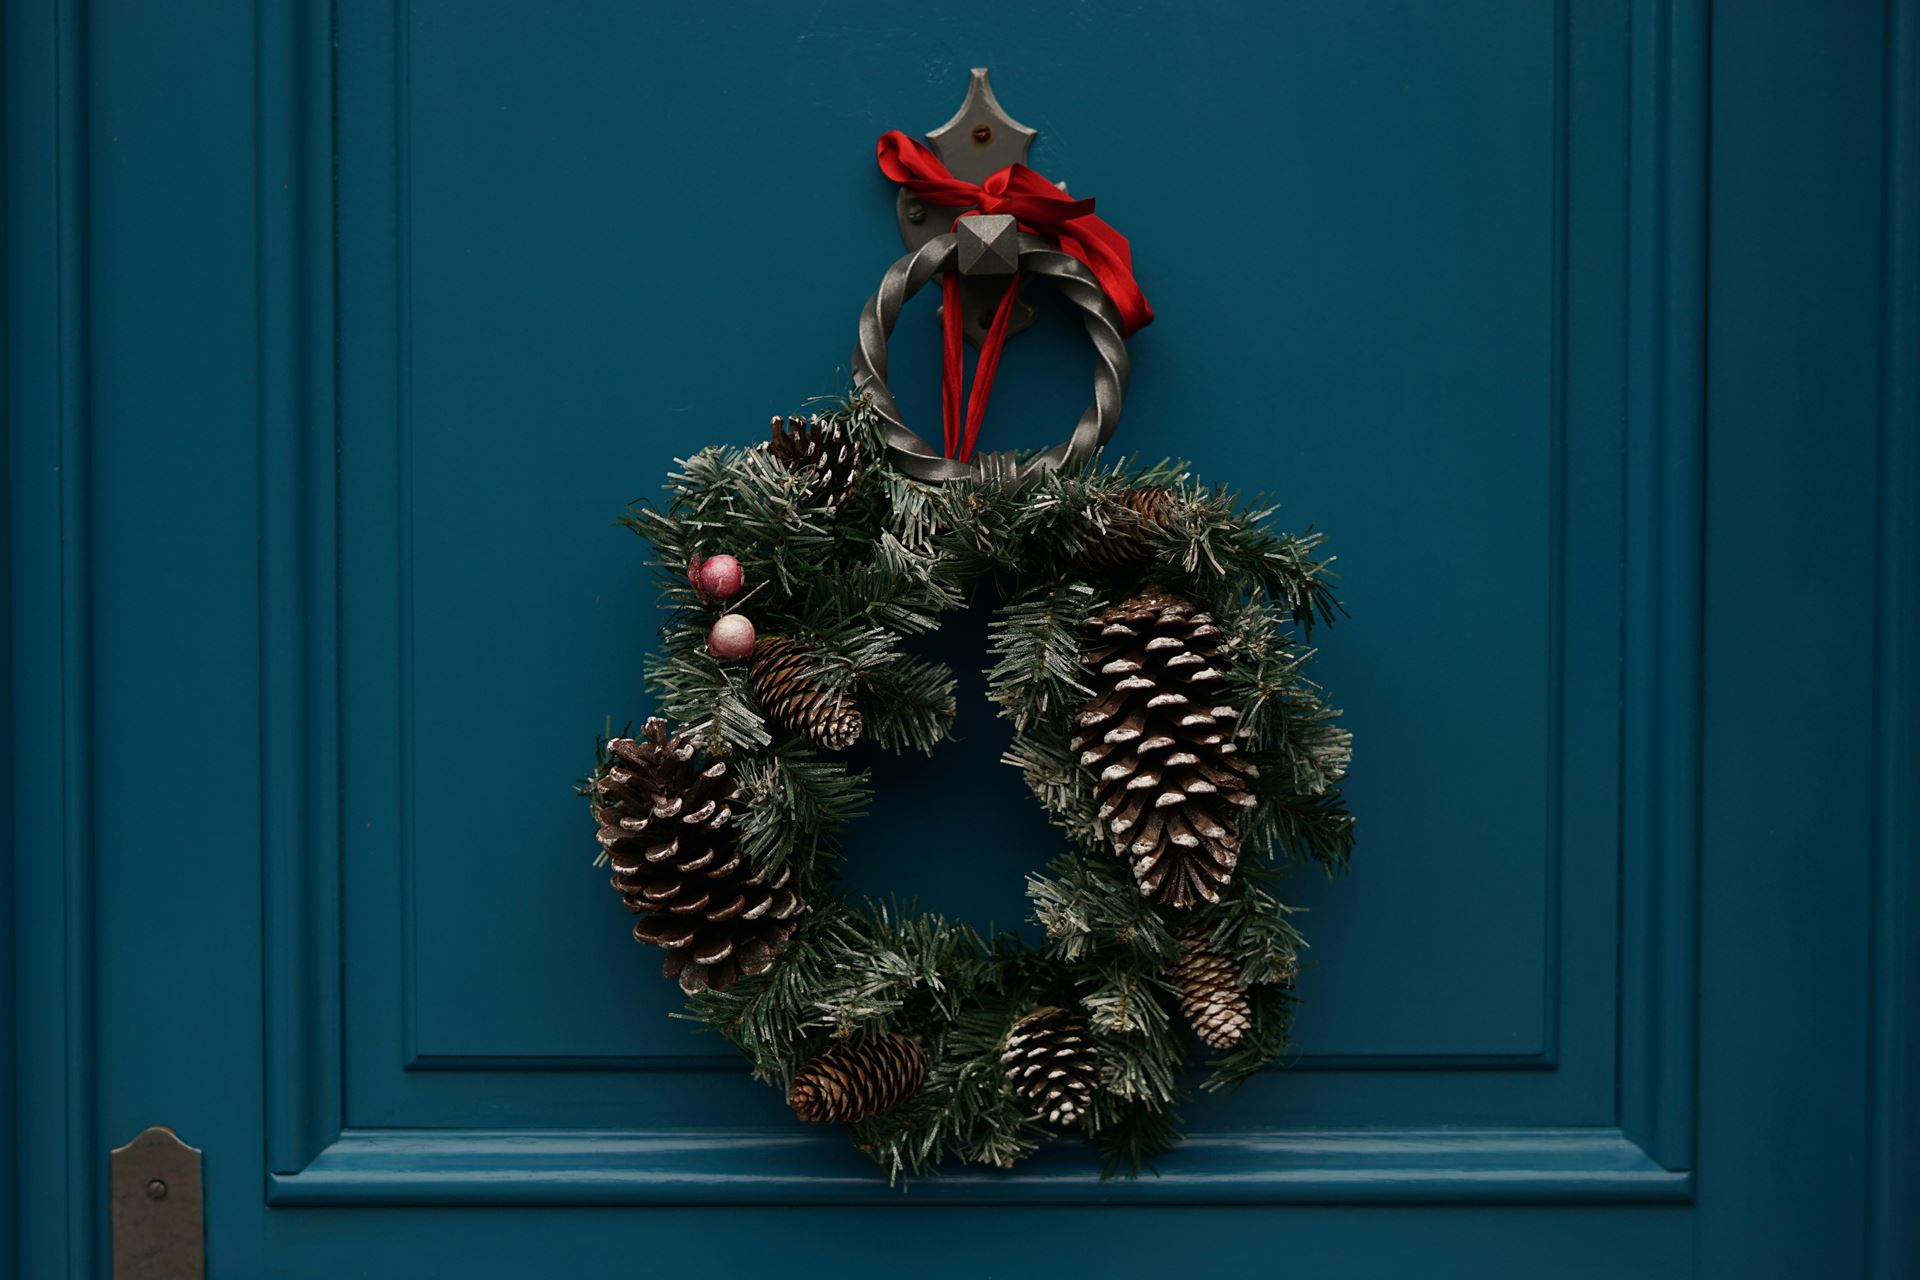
<box><xmin>876</xmin><ymin>130</ymin><xmax>1153</xmax><ymax>462</ymax></box>
<box><xmin>876</xmin><ymin>131</ymin><xmax>1154</xmax><ymax>336</ymax></box>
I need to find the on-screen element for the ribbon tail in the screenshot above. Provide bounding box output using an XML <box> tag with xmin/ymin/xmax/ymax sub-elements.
<box><xmin>959</xmin><ymin>273</ymin><xmax>1023</xmax><ymax>463</ymax></box>
<box><xmin>940</xmin><ymin>272</ymin><xmax>965</xmax><ymax>457</ymax></box>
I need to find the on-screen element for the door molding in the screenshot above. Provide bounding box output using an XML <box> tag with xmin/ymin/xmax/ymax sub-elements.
<box><xmin>271</xmin><ymin>1127</ymin><xmax>1684</xmax><ymax>1206</ymax></box>
<box><xmin>1866</xmin><ymin>0</ymin><xmax>1920</xmax><ymax>1272</ymax></box>
<box><xmin>5</xmin><ymin>0</ymin><xmax>101</xmax><ymax>1270</ymax></box>
<box><xmin>1617</xmin><ymin>0</ymin><xmax>1708</xmax><ymax>1175</ymax></box>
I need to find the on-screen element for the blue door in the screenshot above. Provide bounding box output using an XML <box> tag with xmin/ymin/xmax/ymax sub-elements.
<box><xmin>6</xmin><ymin>0</ymin><xmax>1915</xmax><ymax>1275</ymax></box>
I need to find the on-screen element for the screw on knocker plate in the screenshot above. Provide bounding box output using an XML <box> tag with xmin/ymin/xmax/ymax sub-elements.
<box><xmin>893</xmin><ymin>68</ymin><xmax>1042</xmax><ymax>347</ymax></box>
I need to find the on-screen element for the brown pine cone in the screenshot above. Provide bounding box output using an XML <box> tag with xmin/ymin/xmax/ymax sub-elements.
<box><xmin>1081</xmin><ymin>486</ymin><xmax>1175</xmax><ymax>569</ymax></box>
<box><xmin>767</xmin><ymin>413</ymin><xmax>864</xmax><ymax>512</ymax></box>
<box><xmin>1075</xmin><ymin>590</ymin><xmax>1258</xmax><ymax>908</ymax></box>
<box><xmin>592</xmin><ymin>718</ymin><xmax>802</xmax><ymax>992</ymax></box>
<box><xmin>749</xmin><ymin>636</ymin><xmax>862</xmax><ymax>750</ymax></box>
<box><xmin>1174</xmin><ymin>928</ymin><xmax>1253</xmax><ymax>1049</ymax></box>
<box><xmin>1001</xmin><ymin>1007</ymin><xmax>1098</xmax><ymax>1127</ymax></box>
<box><xmin>788</xmin><ymin>1035</ymin><xmax>926</xmax><ymax>1124</ymax></box>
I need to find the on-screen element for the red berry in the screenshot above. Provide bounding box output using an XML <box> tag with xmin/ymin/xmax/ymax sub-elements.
<box><xmin>707</xmin><ymin>613</ymin><xmax>756</xmax><ymax>660</ymax></box>
<box><xmin>696</xmin><ymin>554</ymin><xmax>744</xmax><ymax>599</ymax></box>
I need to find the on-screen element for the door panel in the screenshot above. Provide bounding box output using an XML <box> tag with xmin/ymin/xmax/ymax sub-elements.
<box><xmin>5</xmin><ymin>0</ymin><xmax>1912</xmax><ymax>1274</ymax></box>
<box><xmin>398</xmin><ymin>0</ymin><xmax>1572</xmax><ymax>1071</ymax></box>
<box><xmin>295</xmin><ymin>0</ymin><xmax>1658</xmax><ymax>1185</ymax></box>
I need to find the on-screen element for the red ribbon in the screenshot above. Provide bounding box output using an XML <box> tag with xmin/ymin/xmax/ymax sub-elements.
<box><xmin>877</xmin><ymin>129</ymin><xmax>1153</xmax><ymax>462</ymax></box>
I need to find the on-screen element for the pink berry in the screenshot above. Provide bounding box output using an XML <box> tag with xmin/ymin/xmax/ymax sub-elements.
<box><xmin>696</xmin><ymin>554</ymin><xmax>744</xmax><ymax>599</ymax></box>
<box><xmin>707</xmin><ymin>613</ymin><xmax>757</xmax><ymax>660</ymax></box>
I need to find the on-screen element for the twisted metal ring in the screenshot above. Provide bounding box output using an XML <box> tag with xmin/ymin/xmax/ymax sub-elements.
<box><xmin>851</xmin><ymin>232</ymin><xmax>1130</xmax><ymax>485</ymax></box>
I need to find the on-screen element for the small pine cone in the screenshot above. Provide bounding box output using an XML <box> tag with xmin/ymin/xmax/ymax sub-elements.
<box><xmin>767</xmin><ymin>413</ymin><xmax>864</xmax><ymax>512</ymax></box>
<box><xmin>592</xmin><ymin>718</ymin><xmax>803</xmax><ymax>993</ymax></box>
<box><xmin>1174</xmin><ymin>929</ymin><xmax>1253</xmax><ymax>1049</ymax></box>
<box><xmin>788</xmin><ymin>1035</ymin><xmax>926</xmax><ymax>1124</ymax></box>
<box><xmin>1081</xmin><ymin>486</ymin><xmax>1175</xmax><ymax>569</ymax></box>
<box><xmin>1001</xmin><ymin>1007</ymin><xmax>1098</xmax><ymax>1127</ymax></box>
<box><xmin>1076</xmin><ymin>590</ymin><xmax>1259</xmax><ymax>909</ymax></box>
<box><xmin>750</xmin><ymin>636</ymin><xmax>862</xmax><ymax>750</ymax></box>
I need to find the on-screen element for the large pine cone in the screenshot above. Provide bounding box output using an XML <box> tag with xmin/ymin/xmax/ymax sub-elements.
<box><xmin>592</xmin><ymin>718</ymin><xmax>802</xmax><ymax>993</ymax></box>
<box><xmin>1081</xmin><ymin>486</ymin><xmax>1175</xmax><ymax>569</ymax></box>
<box><xmin>1174</xmin><ymin>929</ymin><xmax>1253</xmax><ymax>1049</ymax></box>
<box><xmin>767</xmin><ymin>413</ymin><xmax>863</xmax><ymax>512</ymax></box>
<box><xmin>1001</xmin><ymin>1007</ymin><xmax>1098</xmax><ymax>1127</ymax></box>
<box><xmin>750</xmin><ymin>636</ymin><xmax>863</xmax><ymax>750</ymax></box>
<box><xmin>788</xmin><ymin>1035</ymin><xmax>926</xmax><ymax>1124</ymax></box>
<box><xmin>1075</xmin><ymin>591</ymin><xmax>1258</xmax><ymax>908</ymax></box>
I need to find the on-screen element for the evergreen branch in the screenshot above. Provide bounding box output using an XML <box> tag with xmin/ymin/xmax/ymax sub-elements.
<box><xmin>986</xmin><ymin>580</ymin><xmax>1101</xmax><ymax>732</ymax></box>
<box><xmin>732</xmin><ymin>744</ymin><xmax>870</xmax><ymax>875</ymax></box>
<box><xmin>1093</xmin><ymin>1101</ymin><xmax>1185</xmax><ymax>1177</ymax></box>
<box><xmin>858</xmin><ymin>656</ymin><xmax>960</xmax><ymax>755</ymax></box>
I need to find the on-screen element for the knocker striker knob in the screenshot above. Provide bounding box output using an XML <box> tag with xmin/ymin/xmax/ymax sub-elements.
<box><xmin>954</xmin><ymin>213</ymin><xmax>1020</xmax><ymax>277</ymax></box>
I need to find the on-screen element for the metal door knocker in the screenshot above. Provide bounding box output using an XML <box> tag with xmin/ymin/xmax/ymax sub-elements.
<box><xmin>851</xmin><ymin>217</ymin><xmax>1130</xmax><ymax>485</ymax></box>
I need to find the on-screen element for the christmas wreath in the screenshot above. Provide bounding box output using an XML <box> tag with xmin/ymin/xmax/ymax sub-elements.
<box><xmin>583</xmin><ymin>125</ymin><xmax>1352</xmax><ymax>1178</ymax></box>
<box><xmin>586</xmin><ymin>398</ymin><xmax>1353</xmax><ymax>1177</ymax></box>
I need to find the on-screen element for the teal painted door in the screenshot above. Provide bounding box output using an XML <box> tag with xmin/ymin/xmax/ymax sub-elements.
<box><xmin>6</xmin><ymin>0</ymin><xmax>1915</xmax><ymax>1276</ymax></box>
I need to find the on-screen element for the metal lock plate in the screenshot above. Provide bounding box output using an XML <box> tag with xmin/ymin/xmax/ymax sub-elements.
<box><xmin>110</xmin><ymin>1127</ymin><xmax>204</xmax><ymax>1280</ymax></box>
<box><xmin>894</xmin><ymin>68</ymin><xmax>1042</xmax><ymax>347</ymax></box>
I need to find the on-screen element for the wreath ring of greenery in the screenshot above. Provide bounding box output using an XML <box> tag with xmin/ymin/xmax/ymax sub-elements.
<box><xmin>586</xmin><ymin>396</ymin><xmax>1353</xmax><ymax>1178</ymax></box>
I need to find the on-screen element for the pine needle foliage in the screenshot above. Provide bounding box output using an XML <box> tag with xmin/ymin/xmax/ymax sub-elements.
<box><xmin>595</xmin><ymin>393</ymin><xmax>1353</xmax><ymax>1180</ymax></box>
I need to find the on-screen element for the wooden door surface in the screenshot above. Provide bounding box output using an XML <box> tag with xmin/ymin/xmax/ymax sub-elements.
<box><xmin>5</xmin><ymin>1</ymin><xmax>1914</xmax><ymax>1276</ymax></box>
